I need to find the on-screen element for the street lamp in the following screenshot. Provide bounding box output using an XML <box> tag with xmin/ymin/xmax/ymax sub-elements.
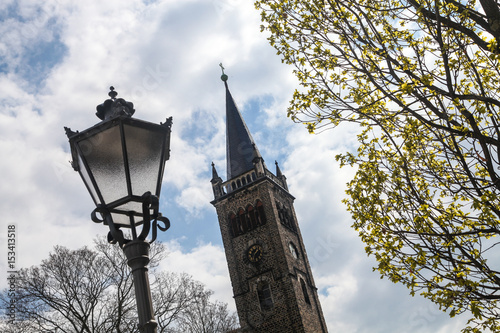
<box><xmin>64</xmin><ymin>87</ymin><xmax>172</xmax><ymax>333</ymax></box>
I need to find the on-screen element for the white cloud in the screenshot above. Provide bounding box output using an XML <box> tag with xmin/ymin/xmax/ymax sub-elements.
<box><xmin>159</xmin><ymin>239</ymin><xmax>234</xmax><ymax>309</ymax></box>
<box><xmin>317</xmin><ymin>272</ymin><xmax>359</xmax><ymax>332</ymax></box>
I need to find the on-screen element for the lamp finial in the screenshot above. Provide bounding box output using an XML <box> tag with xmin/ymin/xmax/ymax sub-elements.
<box><xmin>96</xmin><ymin>86</ymin><xmax>135</xmax><ymax>120</ymax></box>
<box><xmin>108</xmin><ymin>86</ymin><xmax>118</xmax><ymax>100</ymax></box>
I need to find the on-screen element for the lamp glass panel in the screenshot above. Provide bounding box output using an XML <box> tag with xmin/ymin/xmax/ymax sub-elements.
<box><xmin>112</xmin><ymin>201</ymin><xmax>145</xmax><ymax>226</ymax></box>
<box><xmin>124</xmin><ymin>124</ymin><xmax>165</xmax><ymax>197</ymax></box>
<box><xmin>110</xmin><ymin>212</ymin><xmax>132</xmax><ymax>226</ymax></box>
<box><xmin>117</xmin><ymin>201</ymin><xmax>143</xmax><ymax>215</ymax></box>
<box><xmin>77</xmin><ymin>153</ymin><xmax>99</xmax><ymax>205</ymax></box>
<box><xmin>77</xmin><ymin>125</ymin><xmax>128</xmax><ymax>204</ymax></box>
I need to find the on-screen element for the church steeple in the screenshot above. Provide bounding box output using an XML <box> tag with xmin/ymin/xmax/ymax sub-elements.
<box><xmin>221</xmin><ymin>66</ymin><xmax>264</xmax><ymax>180</ymax></box>
<box><xmin>211</xmin><ymin>68</ymin><xmax>328</xmax><ymax>333</ymax></box>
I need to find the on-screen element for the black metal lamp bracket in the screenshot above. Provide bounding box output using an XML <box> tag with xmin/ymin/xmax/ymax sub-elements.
<box><xmin>91</xmin><ymin>192</ymin><xmax>170</xmax><ymax>247</ymax></box>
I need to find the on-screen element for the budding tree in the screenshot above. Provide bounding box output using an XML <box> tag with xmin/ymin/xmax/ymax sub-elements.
<box><xmin>255</xmin><ymin>0</ymin><xmax>500</xmax><ymax>331</ymax></box>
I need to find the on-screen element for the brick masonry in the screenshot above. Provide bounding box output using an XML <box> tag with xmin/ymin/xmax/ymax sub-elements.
<box><xmin>211</xmin><ymin>168</ymin><xmax>329</xmax><ymax>333</ymax></box>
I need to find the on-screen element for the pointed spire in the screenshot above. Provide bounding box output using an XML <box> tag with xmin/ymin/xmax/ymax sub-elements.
<box><xmin>210</xmin><ymin>162</ymin><xmax>224</xmax><ymax>198</ymax></box>
<box><xmin>275</xmin><ymin>160</ymin><xmax>283</xmax><ymax>178</ymax></box>
<box><xmin>211</xmin><ymin>162</ymin><xmax>220</xmax><ymax>182</ymax></box>
<box><xmin>275</xmin><ymin>160</ymin><xmax>288</xmax><ymax>190</ymax></box>
<box><xmin>221</xmin><ymin>66</ymin><xmax>264</xmax><ymax>180</ymax></box>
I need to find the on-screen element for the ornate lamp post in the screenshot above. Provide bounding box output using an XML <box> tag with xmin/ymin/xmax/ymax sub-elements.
<box><xmin>64</xmin><ymin>87</ymin><xmax>172</xmax><ymax>333</ymax></box>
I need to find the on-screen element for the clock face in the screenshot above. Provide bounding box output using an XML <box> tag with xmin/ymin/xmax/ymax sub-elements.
<box><xmin>248</xmin><ymin>244</ymin><xmax>263</xmax><ymax>263</ymax></box>
<box><xmin>289</xmin><ymin>242</ymin><xmax>298</xmax><ymax>259</ymax></box>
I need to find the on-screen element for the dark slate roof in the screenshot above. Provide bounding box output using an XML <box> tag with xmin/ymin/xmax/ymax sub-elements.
<box><xmin>224</xmin><ymin>80</ymin><xmax>262</xmax><ymax>180</ymax></box>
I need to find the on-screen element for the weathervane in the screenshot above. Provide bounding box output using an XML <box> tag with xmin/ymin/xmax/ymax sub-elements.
<box><xmin>220</xmin><ymin>63</ymin><xmax>228</xmax><ymax>82</ymax></box>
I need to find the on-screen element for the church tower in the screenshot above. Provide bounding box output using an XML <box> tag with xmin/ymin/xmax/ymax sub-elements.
<box><xmin>210</xmin><ymin>71</ymin><xmax>328</xmax><ymax>333</ymax></box>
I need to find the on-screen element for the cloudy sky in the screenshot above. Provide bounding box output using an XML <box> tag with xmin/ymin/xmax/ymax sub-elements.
<box><xmin>0</xmin><ymin>0</ymin><xmax>470</xmax><ymax>332</ymax></box>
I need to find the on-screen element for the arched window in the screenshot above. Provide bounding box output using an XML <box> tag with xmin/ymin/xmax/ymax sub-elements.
<box><xmin>256</xmin><ymin>200</ymin><xmax>266</xmax><ymax>226</ymax></box>
<box><xmin>247</xmin><ymin>205</ymin><xmax>257</xmax><ymax>229</ymax></box>
<box><xmin>276</xmin><ymin>200</ymin><xmax>297</xmax><ymax>233</ymax></box>
<box><xmin>257</xmin><ymin>282</ymin><xmax>273</xmax><ymax>311</ymax></box>
<box><xmin>238</xmin><ymin>208</ymin><xmax>248</xmax><ymax>234</ymax></box>
<box><xmin>300</xmin><ymin>278</ymin><xmax>311</xmax><ymax>305</ymax></box>
<box><xmin>277</xmin><ymin>202</ymin><xmax>285</xmax><ymax>222</ymax></box>
<box><xmin>229</xmin><ymin>213</ymin><xmax>238</xmax><ymax>237</ymax></box>
<box><xmin>229</xmin><ymin>201</ymin><xmax>266</xmax><ymax>238</ymax></box>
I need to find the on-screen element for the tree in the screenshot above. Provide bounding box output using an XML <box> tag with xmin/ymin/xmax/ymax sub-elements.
<box><xmin>0</xmin><ymin>237</ymin><xmax>237</xmax><ymax>333</ymax></box>
<box><xmin>255</xmin><ymin>0</ymin><xmax>500</xmax><ymax>331</ymax></box>
<box><xmin>175</xmin><ymin>290</ymin><xmax>238</xmax><ymax>333</ymax></box>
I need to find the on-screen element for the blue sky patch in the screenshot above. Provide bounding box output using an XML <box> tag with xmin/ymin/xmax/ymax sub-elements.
<box><xmin>0</xmin><ymin>2</ymin><xmax>68</xmax><ymax>88</ymax></box>
<box><xmin>21</xmin><ymin>36</ymin><xmax>67</xmax><ymax>86</ymax></box>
